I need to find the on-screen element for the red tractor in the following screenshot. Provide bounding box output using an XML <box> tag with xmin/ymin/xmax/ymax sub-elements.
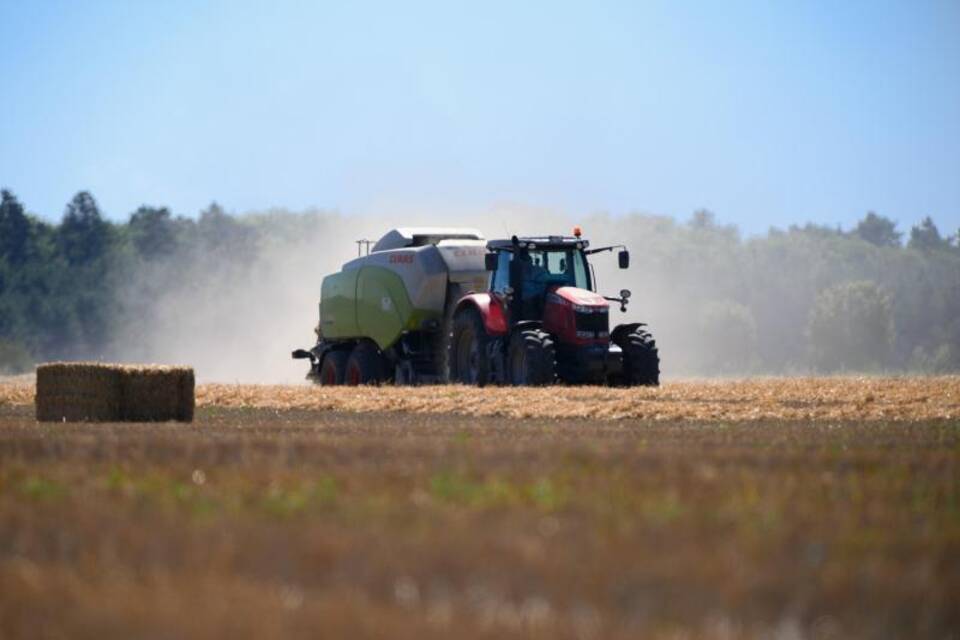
<box><xmin>447</xmin><ymin>230</ymin><xmax>659</xmax><ymax>386</ymax></box>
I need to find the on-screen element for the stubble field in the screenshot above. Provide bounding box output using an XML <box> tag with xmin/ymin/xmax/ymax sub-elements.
<box><xmin>1</xmin><ymin>377</ymin><xmax>958</xmax><ymax>638</ymax></box>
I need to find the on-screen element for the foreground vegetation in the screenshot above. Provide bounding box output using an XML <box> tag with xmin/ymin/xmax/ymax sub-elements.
<box><xmin>1</xmin><ymin>389</ymin><xmax>958</xmax><ymax>638</ymax></box>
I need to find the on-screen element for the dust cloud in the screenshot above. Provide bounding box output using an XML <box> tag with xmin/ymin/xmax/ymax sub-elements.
<box><xmin>109</xmin><ymin>205</ymin><xmax>958</xmax><ymax>382</ymax></box>
<box><xmin>112</xmin><ymin>207</ymin><xmax>589</xmax><ymax>383</ymax></box>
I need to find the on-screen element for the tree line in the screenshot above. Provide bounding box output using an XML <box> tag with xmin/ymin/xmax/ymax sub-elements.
<box><xmin>596</xmin><ymin>209</ymin><xmax>960</xmax><ymax>375</ymax></box>
<box><xmin>1</xmin><ymin>188</ymin><xmax>958</xmax><ymax>375</ymax></box>
<box><xmin>0</xmin><ymin>190</ymin><xmax>257</xmax><ymax>372</ymax></box>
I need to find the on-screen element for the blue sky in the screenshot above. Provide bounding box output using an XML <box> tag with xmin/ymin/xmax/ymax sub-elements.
<box><xmin>1</xmin><ymin>0</ymin><xmax>958</xmax><ymax>235</ymax></box>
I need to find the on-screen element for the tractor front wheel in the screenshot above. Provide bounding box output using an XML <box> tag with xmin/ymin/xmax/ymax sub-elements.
<box><xmin>508</xmin><ymin>328</ymin><xmax>556</xmax><ymax>386</ymax></box>
<box><xmin>449</xmin><ymin>307</ymin><xmax>491</xmax><ymax>386</ymax></box>
<box><xmin>617</xmin><ymin>328</ymin><xmax>660</xmax><ymax>386</ymax></box>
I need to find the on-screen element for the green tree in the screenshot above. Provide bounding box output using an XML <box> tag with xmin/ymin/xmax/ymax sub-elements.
<box><xmin>129</xmin><ymin>205</ymin><xmax>178</xmax><ymax>259</ymax></box>
<box><xmin>808</xmin><ymin>281</ymin><xmax>894</xmax><ymax>372</ymax></box>
<box><xmin>853</xmin><ymin>211</ymin><xmax>901</xmax><ymax>247</ymax></box>
<box><xmin>59</xmin><ymin>191</ymin><xmax>111</xmax><ymax>265</ymax></box>
<box><xmin>907</xmin><ymin>216</ymin><xmax>948</xmax><ymax>252</ymax></box>
<box><xmin>46</xmin><ymin>191</ymin><xmax>126</xmax><ymax>358</ymax></box>
<box><xmin>196</xmin><ymin>201</ymin><xmax>255</xmax><ymax>255</ymax></box>
<box><xmin>788</xmin><ymin>222</ymin><xmax>844</xmax><ymax>238</ymax></box>
<box><xmin>0</xmin><ymin>189</ymin><xmax>31</xmax><ymax>265</ymax></box>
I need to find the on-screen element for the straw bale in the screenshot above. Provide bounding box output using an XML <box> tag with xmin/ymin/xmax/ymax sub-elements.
<box><xmin>34</xmin><ymin>362</ymin><xmax>194</xmax><ymax>423</ymax></box>
<box><xmin>119</xmin><ymin>365</ymin><xmax>194</xmax><ymax>422</ymax></box>
<box><xmin>35</xmin><ymin>363</ymin><xmax>122</xmax><ymax>422</ymax></box>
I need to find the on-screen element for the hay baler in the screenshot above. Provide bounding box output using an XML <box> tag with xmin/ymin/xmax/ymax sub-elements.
<box><xmin>292</xmin><ymin>227</ymin><xmax>659</xmax><ymax>386</ymax></box>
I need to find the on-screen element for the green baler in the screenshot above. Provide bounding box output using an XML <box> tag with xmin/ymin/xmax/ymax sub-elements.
<box><xmin>294</xmin><ymin>227</ymin><xmax>489</xmax><ymax>383</ymax></box>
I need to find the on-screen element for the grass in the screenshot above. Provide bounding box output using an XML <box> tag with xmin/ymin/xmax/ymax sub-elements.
<box><xmin>0</xmin><ymin>380</ymin><xmax>958</xmax><ymax>638</ymax></box>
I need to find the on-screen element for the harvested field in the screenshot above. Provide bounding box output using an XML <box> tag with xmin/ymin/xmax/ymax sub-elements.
<box><xmin>6</xmin><ymin>375</ymin><xmax>959</xmax><ymax>421</ymax></box>
<box><xmin>0</xmin><ymin>375</ymin><xmax>33</xmax><ymax>407</ymax></box>
<box><xmin>198</xmin><ymin>377</ymin><xmax>960</xmax><ymax>421</ymax></box>
<box><xmin>0</xmin><ymin>378</ymin><xmax>958</xmax><ymax>639</ymax></box>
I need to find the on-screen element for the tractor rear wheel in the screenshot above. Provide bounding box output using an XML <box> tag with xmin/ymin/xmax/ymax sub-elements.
<box><xmin>449</xmin><ymin>307</ymin><xmax>491</xmax><ymax>386</ymax></box>
<box><xmin>508</xmin><ymin>328</ymin><xmax>556</xmax><ymax>386</ymax></box>
<box><xmin>618</xmin><ymin>328</ymin><xmax>660</xmax><ymax>386</ymax></box>
<box><xmin>319</xmin><ymin>350</ymin><xmax>350</xmax><ymax>385</ymax></box>
<box><xmin>345</xmin><ymin>343</ymin><xmax>387</xmax><ymax>386</ymax></box>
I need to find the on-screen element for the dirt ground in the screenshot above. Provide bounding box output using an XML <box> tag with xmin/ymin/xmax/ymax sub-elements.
<box><xmin>1</xmin><ymin>378</ymin><xmax>958</xmax><ymax>638</ymax></box>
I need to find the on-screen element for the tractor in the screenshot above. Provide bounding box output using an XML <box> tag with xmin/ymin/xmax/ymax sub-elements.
<box><xmin>292</xmin><ymin>227</ymin><xmax>659</xmax><ymax>386</ymax></box>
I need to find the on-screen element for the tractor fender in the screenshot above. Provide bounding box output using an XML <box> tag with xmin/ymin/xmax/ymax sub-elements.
<box><xmin>610</xmin><ymin>322</ymin><xmax>647</xmax><ymax>345</ymax></box>
<box><xmin>452</xmin><ymin>293</ymin><xmax>508</xmax><ymax>336</ymax></box>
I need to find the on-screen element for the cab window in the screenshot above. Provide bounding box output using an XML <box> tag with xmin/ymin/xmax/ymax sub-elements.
<box><xmin>526</xmin><ymin>248</ymin><xmax>591</xmax><ymax>290</ymax></box>
<box><xmin>491</xmin><ymin>251</ymin><xmax>511</xmax><ymax>293</ymax></box>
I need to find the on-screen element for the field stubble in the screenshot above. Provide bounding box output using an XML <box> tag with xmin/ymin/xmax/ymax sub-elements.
<box><xmin>0</xmin><ymin>377</ymin><xmax>958</xmax><ymax>638</ymax></box>
<box><xmin>4</xmin><ymin>375</ymin><xmax>960</xmax><ymax>421</ymax></box>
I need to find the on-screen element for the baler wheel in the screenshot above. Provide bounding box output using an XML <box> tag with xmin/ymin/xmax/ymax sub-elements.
<box><xmin>449</xmin><ymin>307</ymin><xmax>491</xmax><ymax>386</ymax></box>
<box><xmin>508</xmin><ymin>329</ymin><xmax>556</xmax><ymax>386</ymax></box>
<box><xmin>345</xmin><ymin>343</ymin><xmax>387</xmax><ymax>386</ymax></box>
<box><xmin>618</xmin><ymin>328</ymin><xmax>660</xmax><ymax>386</ymax></box>
<box><xmin>319</xmin><ymin>350</ymin><xmax>350</xmax><ymax>386</ymax></box>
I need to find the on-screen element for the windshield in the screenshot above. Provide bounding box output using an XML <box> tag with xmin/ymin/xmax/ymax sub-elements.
<box><xmin>522</xmin><ymin>248</ymin><xmax>591</xmax><ymax>291</ymax></box>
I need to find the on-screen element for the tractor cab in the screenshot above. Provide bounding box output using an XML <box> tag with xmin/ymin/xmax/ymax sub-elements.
<box><xmin>486</xmin><ymin>235</ymin><xmax>595</xmax><ymax>321</ymax></box>
<box><xmin>485</xmin><ymin>234</ymin><xmax>632</xmax><ymax>321</ymax></box>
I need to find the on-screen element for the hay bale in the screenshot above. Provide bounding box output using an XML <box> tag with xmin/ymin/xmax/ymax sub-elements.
<box><xmin>35</xmin><ymin>363</ymin><xmax>122</xmax><ymax>422</ymax></box>
<box><xmin>35</xmin><ymin>362</ymin><xmax>194</xmax><ymax>423</ymax></box>
<box><xmin>118</xmin><ymin>365</ymin><xmax>194</xmax><ymax>422</ymax></box>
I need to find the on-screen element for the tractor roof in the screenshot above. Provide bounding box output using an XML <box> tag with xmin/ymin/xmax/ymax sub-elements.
<box><xmin>372</xmin><ymin>227</ymin><xmax>485</xmax><ymax>253</ymax></box>
<box><xmin>487</xmin><ymin>235</ymin><xmax>590</xmax><ymax>251</ymax></box>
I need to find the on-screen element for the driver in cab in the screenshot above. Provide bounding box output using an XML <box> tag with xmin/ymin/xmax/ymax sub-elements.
<box><xmin>512</xmin><ymin>251</ymin><xmax>550</xmax><ymax>318</ymax></box>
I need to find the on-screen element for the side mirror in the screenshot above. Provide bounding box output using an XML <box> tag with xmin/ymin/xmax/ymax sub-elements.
<box><xmin>291</xmin><ymin>349</ymin><xmax>313</xmax><ymax>360</ymax></box>
<box><xmin>620</xmin><ymin>289</ymin><xmax>631</xmax><ymax>300</ymax></box>
<box><xmin>618</xmin><ymin>249</ymin><xmax>630</xmax><ymax>269</ymax></box>
<box><xmin>484</xmin><ymin>253</ymin><xmax>498</xmax><ymax>271</ymax></box>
